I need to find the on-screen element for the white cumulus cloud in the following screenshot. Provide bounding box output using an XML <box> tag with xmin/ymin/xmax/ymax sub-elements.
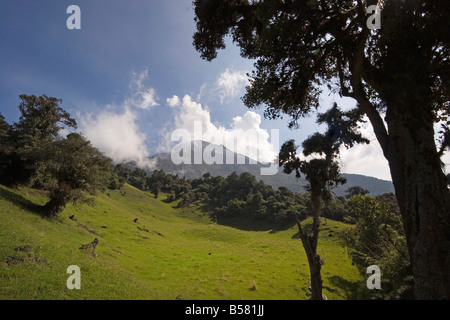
<box><xmin>161</xmin><ymin>94</ymin><xmax>277</xmax><ymax>164</ymax></box>
<box><xmin>79</xmin><ymin>107</ymin><xmax>155</xmax><ymax>169</ymax></box>
<box><xmin>77</xmin><ymin>69</ymin><xmax>158</xmax><ymax>169</ymax></box>
<box><xmin>166</xmin><ymin>95</ymin><xmax>180</xmax><ymax>107</ymax></box>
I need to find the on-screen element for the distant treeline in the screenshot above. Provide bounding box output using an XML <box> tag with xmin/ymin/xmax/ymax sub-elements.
<box><xmin>113</xmin><ymin>164</ymin><xmax>399</xmax><ymax>225</ymax></box>
<box><xmin>114</xmin><ymin>166</ymin><xmax>308</xmax><ymax>225</ymax></box>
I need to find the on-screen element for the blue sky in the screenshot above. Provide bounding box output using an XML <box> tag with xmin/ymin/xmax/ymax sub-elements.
<box><xmin>0</xmin><ymin>0</ymin><xmax>400</xmax><ymax>180</ymax></box>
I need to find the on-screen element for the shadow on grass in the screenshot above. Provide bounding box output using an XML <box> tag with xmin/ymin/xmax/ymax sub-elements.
<box><xmin>0</xmin><ymin>186</ymin><xmax>47</xmax><ymax>218</ymax></box>
<box><xmin>291</xmin><ymin>222</ymin><xmax>314</xmax><ymax>239</ymax></box>
<box><xmin>216</xmin><ymin>216</ymin><xmax>296</xmax><ymax>233</ymax></box>
<box><xmin>328</xmin><ymin>275</ymin><xmax>360</xmax><ymax>300</ymax></box>
<box><xmin>159</xmin><ymin>199</ymin><xmax>297</xmax><ymax>233</ymax></box>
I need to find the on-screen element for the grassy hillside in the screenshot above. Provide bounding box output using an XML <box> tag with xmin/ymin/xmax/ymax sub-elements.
<box><xmin>0</xmin><ymin>183</ymin><xmax>361</xmax><ymax>300</ymax></box>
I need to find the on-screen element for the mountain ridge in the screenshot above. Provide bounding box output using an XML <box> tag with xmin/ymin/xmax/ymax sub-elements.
<box><xmin>141</xmin><ymin>141</ymin><xmax>395</xmax><ymax>196</ymax></box>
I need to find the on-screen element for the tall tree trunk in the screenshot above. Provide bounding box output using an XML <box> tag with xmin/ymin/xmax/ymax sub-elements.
<box><xmin>383</xmin><ymin>108</ymin><xmax>450</xmax><ymax>299</ymax></box>
<box><xmin>296</xmin><ymin>195</ymin><xmax>323</xmax><ymax>300</ymax></box>
<box><xmin>352</xmin><ymin>47</ymin><xmax>450</xmax><ymax>298</ymax></box>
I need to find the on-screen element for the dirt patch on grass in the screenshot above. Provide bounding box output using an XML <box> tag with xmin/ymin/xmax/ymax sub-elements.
<box><xmin>5</xmin><ymin>245</ymin><xmax>48</xmax><ymax>266</ymax></box>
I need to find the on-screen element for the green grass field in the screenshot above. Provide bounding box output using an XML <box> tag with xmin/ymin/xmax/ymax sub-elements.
<box><xmin>0</xmin><ymin>183</ymin><xmax>361</xmax><ymax>300</ymax></box>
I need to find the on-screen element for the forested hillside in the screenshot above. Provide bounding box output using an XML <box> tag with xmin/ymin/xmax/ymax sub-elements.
<box><xmin>143</xmin><ymin>141</ymin><xmax>395</xmax><ymax>197</ymax></box>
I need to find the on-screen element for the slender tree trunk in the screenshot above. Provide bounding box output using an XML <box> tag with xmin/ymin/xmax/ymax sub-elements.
<box><xmin>296</xmin><ymin>195</ymin><xmax>323</xmax><ymax>300</ymax></box>
<box><xmin>383</xmin><ymin>111</ymin><xmax>450</xmax><ymax>299</ymax></box>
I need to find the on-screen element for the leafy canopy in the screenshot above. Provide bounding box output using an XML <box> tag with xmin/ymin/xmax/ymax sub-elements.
<box><xmin>15</xmin><ymin>94</ymin><xmax>77</xmax><ymax>141</ymax></box>
<box><xmin>0</xmin><ymin>95</ymin><xmax>113</xmax><ymax>217</ymax></box>
<box><xmin>42</xmin><ymin>133</ymin><xmax>112</xmax><ymax>216</ymax></box>
<box><xmin>279</xmin><ymin>103</ymin><xmax>368</xmax><ymax>202</ymax></box>
<box><xmin>194</xmin><ymin>0</ymin><xmax>449</xmax><ymax>127</ymax></box>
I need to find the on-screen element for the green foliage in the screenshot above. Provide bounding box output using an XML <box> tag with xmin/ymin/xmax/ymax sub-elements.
<box><xmin>129</xmin><ymin>168</ymin><xmax>147</xmax><ymax>190</ymax></box>
<box><xmin>114</xmin><ymin>164</ymin><xmax>132</xmax><ymax>183</ymax></box>
<box><xmin>146</xmin><ymin>169</ymin><xmax>183</xmax><ymax>195</ymax></box>
<box><xmin>0</xmin><ymin>114</ymin><xmax>13</xmax><ymax>182</ymax></box>
<box><xmin>0</xmin><ymin>95</ymin><xmax>78</xmax><ymax>187</ymax></box>
<box><xmin>322</xmin><ymin>198</ymin><xmax>347</xmax><ymax>221</ymax></box>
<box><xmin>106</xmin><ymin>172</ymin><xmax>124</xmax><ymax>191</ymax></box>
<box><xmin>341</xmin><ymin>195</ymin><xmax>413</xmax><ymax>299</ymax></box>
<box><xmin>345</xmin><ymin>186</ymin><xmax>370</xmax><ymax>200</ymax></box>
<box><xmin>114</xmin><ymin>167</ymin><xmax>194</xmax><ymax>203</ymax></box>
<box><xmin>0</xmin><ymin>95</ymin><xmax>116</xmax><ymax>217</ymax></box>
<box><xmin>40</xmin><ymin>133</ymin><xmax>112</xmax><ymax>217</ymax></box>
<box><xmin>15</xmin><ymin>94</ymin><xmax>77</xmax><ymax>140</ymax></box>
<box><xmin>121</xmin><ymin>168</ymin><xmax>308</xmax><ymax>226</ymax></box>
<box><xmin>193</xmin><ymin>0</ymin><xmax>449</xmax><ymax>125</ymax></box>
<box><xmin>203</xmin><ymin>171</ymin><xmax>305</xmax><ymax>225</ymax></box>
<box><xmin>151</xmin><ymin>181</ymin><xmax>161</xmax><ymax>199</ymax></box>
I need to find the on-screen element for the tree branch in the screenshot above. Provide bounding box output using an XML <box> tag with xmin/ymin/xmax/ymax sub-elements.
<box><xmin>349</xmin><ymin>29</ymin><xmax>390</xmax><ymax>155</ymax></box>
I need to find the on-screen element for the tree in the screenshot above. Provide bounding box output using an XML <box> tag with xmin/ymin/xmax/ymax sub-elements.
<box><xmin>14</xmin><ymin>94</ymin><xmax>77</xmax><ymax>140</ymax></box>
<box><xmin>173</xmin><ymin>179</ymin><xmax>192</xmax><ymax>199</ymax></box>
<box><xmin>0</xmin><ymin>113</ymin><xmax>10</xmax><ymax>140</ymax></box>
<box><xmin>0</xmin><ymin>113</ymin><xmax>13</xmax><ymax>182</ymax></box>
<box><xmin>345</xmin><ymin>186</ymin><xmax>370</xmax><ymax>199</ymax></box>
<box><xmin>342</xmin><ymin>195</ymin><xmax>413</xmax><ymax>299</ymax></box>
<box><xmin>3</xmin><ymin>95</ymin><xmax>78</xmax><ymax>186</ymax></box>
<box><xmin>0</xmin><ymin>95</ymin><xmax>111</xmax><ymax>217</ymax></box>
<box><xmin>152</xmin><ymin>181</ymin><xmax>162</xmax><ymax>199</ymax></box>
<box><xmin>41</xmin><ymin>133</ymin><xmax>112</xmax><ymax>217</ymax></box>
<box><xmin>115</xmin><ymin>164</ymin><xmax>132</xmax><ymax>184</ymax></box>
<box><xmin>321</xmin><ymin>197</ymin><xmax>346</xmax><ymax>221</ymax></box>
<box><xmin>129</xmin><ymin>168</ymin><xmax>147</xmax><ymax>190</ymax></box>
<box><xmin>279</xmin><ymin>104</ymin><xmax>367</xmax><ymax>299</ymax></box>
<box><xmin>193</xmin><ymin>0</ymin><xmax>450</xmax><ymax>299</ymax></box>
<box><xmin>106</xmin><ymin>172</ymin><xmax>124</xmax><ymax>190</ymax></box>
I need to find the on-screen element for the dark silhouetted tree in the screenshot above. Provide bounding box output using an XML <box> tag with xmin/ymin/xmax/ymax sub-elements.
<box><xmin>280</xmin><ymin>103</ymin><xmax>367</xmax><ymax>299</ymax></box>
<box><xmin>193</xmin><ymin>0</ymin><xmax>450</xmax><ymax>299</ymax></box>
<box><xmin>0</xmin><ymin>113</ymin><xmax>13</xmax><ymax>183</ymax></box>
